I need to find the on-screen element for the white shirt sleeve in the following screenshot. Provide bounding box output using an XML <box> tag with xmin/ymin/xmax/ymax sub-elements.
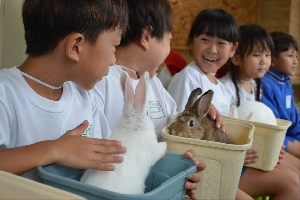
<box><xmin>158</xmin><ymin>65</ymin><xmax>172</xmax><ymax>89</ymax></box>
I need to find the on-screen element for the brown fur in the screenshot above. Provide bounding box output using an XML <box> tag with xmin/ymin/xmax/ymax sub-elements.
<box><xmin>168</xmin><ymin>88</ymin><xmax>232</xmax><ymax>144</ymax></box>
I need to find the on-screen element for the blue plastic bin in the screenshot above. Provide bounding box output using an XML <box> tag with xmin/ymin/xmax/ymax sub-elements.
<box><xmin>37</xmin><ymin>152</ymin><xmax>197</xmax><ymax>200</ymax></box>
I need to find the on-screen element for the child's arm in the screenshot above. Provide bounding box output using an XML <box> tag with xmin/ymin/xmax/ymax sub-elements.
<box><xmin>0</xmin><ymin>121</ymin><xmax>125</xmax><ymax>175</ymax></box>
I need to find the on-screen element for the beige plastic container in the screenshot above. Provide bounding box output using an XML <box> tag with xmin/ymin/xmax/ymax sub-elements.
<box><xmin>225</xmin><ymin>117</ymin><xmax>292</xmax><ymax>171</ymax></box>
<box><xmin>161</xmin><ymin>118</ymin><xmax>254</xmax><ymax>200</ymax></box>
<box><xmin>0</xmin><ymin>170</ymin><xmax>85</xmax><ymax>200</ymax></box>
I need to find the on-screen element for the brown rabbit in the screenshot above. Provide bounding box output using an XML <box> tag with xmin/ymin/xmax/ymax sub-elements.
<box><xmin>168</xmin><ymin>88</ymin><xmax>232</xmax><ymax>144</ymax></box>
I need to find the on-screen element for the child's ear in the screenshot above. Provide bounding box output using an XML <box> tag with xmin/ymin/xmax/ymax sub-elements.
<box><xmin>229</xmin><ymin>42</ymin><xmax>239</xmax><ymax>58</ymax></box>
<box><xmin>140</xmin><ymin>26</ymin><xmax>153</xmax><ymax>51</ymax></box>
<box><xmin>231</xmin><ymin>54</ymin><xmax>240</xmax><ymax>66</ymax></box>
<box><xmin>270</xmin><ymin>56</ymin><xmax>276</xmax><ymax>67</ymax></box>
<box><xmin>66</xmin><ymin>33</ymin><xmax>85</xmax><ymax>62</ymax></box>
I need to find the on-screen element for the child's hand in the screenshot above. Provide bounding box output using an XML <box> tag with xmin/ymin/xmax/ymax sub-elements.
<box><xmin>208</xmin><ymin>103</ymin><xmax>227</xmax><ymax>134</ymax></box>
<box><xmin>244</xmin><ymin>148</ymin><xmax>259</xmax><ymax>164</ymax></box>
<box><xmin>183</xmin><ymin>149</ymin><xmax>206</xmax><ymax>200</ymax></box>
<box><xmin>53</xmin><ymin>120</ymin><xmax>126</xmax><ymax>171</ymax></box>
<box><xmin>277</xmin><ymin>145</ymin><xmax>285</xmax><ymax>164</ymax></box>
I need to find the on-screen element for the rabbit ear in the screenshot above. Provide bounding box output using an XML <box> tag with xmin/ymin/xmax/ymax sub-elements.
<box><xmin>134</xmin><ymin>71</ymin><xmax>149</xmax><ymax>114</ymax></box>
<box><xmin>185</xmin><ymin>88</ymin><xmax>202</xmax><ymax>110</ymax></box>
<box><xmin>229</xmin><ymin>106</ymin><xmax>238</xmax><ymax>118</ymax></box>
<box><xmin>120</xmin><ymin>71</ymin><xmax>135</xmax><ymax>114</ymax></box>
<box><xmin>245</xmin><ymin>112</ymin><xmax>253</xmax><ymax>121</ymax></box>
<box><xmin>192</xmin><ymin>90</ymin><xmax>214</xmax><ymax>120</ymax></box>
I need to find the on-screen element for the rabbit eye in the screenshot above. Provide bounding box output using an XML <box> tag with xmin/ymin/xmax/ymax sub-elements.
<box><xmin>189</xmin><ymin>120</ymin><xmax>195</xmax><ymax>127</ymax></box>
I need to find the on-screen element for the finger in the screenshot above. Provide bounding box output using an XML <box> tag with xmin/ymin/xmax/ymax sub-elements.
<box><xmin>184</xmin><ymin>149</ymin><xmax>195</xmax><ymax>159</ymax></box>
<box><xmin>194</xmin><ymin>160</ymin><xmax>206</xmax><ymax>172</ymax></box>
<box><xmin>84</xmin><ymin>153</ymin><xmax>125</xmax><ymax>171</ymax></box>
<box><xmin>246</xmin><ymin>153</ymin><xmax>259</xmax><ymax>159</ymax></box>
<box><xmin>89</xmin><ymin>152</ymin><xmax>124</xmax><ymax>163</ymax></box>
<box><xmin>187</xmin><ymin>172</ymin><xmax>201</xmax><ymax>184</ymax></box>
<box><xmin>184</xmin><ymin>180</ymin><xmax>197</xmax><ymax>191</ymax></box>
<box><xmin>89</xmin><ymin>161</ymin><xmax>116</xmax><ymax>171</ymax></box>
<box><xmin>220</xmin><ymin>121</ymin><xmax>228</xmax><ymax>134</ymax></box>
<box><xmin>92</xmin><ymin>139</ymin><xmax>124</xmax><ymax>148</ymax></box>
<box><xmin>208</xmin><ymin>104</ymin><xmax>217</xmax><ymax>120</ymax></box>
<box><xmin>66</xmin><ymin>120</ymin><xmax>89</xmax><ymax>136</ymax></box>
<box><xmin>245</xmin><ymin>158</ymin><xmax>257</xmax><ymax>164</ymax></box>
<box><xmin>185</xmin><ymin>182</ymin><xmax>198</xmax><ymax>191</ymax></box>
<box><xmin>244</xmin><ymin>160</ymin><xmax>250</xmax><ymax>165</ymax></box>
<box><xmin>185</xmin><ymin>190</ymin><xmax>197</xmax><ymax>200</ymax></box>
<box><xmin>92</xmin><ymin>143</ymin><xmax>126</xmax><ymax>154</ymax></box>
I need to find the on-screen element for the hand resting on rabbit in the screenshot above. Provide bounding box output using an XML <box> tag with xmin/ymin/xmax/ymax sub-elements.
<box><xmin>228</xmin><ymin>101</ymin><xmax>277</xmax><ymax>125</ymax></box>
<box><xmin>80</xmin><ymin>71</ymin><xmax>167</xmax><ymax>194</ymax></box>
<box><xmin>168</xmin><ymin>88</ymin><xmax>232</xmax><ymax>144</ymax></box>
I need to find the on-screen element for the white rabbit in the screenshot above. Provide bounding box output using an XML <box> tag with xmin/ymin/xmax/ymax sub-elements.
<box><xmin>80</xmin><ymin>71</ymin><xmax>167</xmax><ymax>194</ymax></box>
<box><xmin>228</xmin><ymin>101</ymin><xmax>277</xmax><ymax>125</ymax></box>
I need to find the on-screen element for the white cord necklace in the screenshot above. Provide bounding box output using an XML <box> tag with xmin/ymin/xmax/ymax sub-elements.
<box><xmin>239</xmin><ymin>79</ymin><xmax>252</xmax><ymax>84</ymax></box>
<box><xmin>20</xmin><ymin>71</ymin><xmax>63</xmax><ymax>90</ymax></box>
<box><xmin>121</xmin><ymin>66</ymin><xmax>139</xmax><ymax>78</ymax></box>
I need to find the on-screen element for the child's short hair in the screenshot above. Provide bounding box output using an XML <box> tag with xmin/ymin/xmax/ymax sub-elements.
<box><xmin>187</xmin><ymin>8</ymin><xmax>239</xmax><ymax>47</ymax></box>
<box><xmin>270</xmin><ymin>32</ymin><xmax>298</xmax><ymax>58</ymax></box>
<box><xmin>237</xmin><ymin>24</ymin><xmax>274</xmax><ymax>58</ymax></box>
<box><xmin>119</xmin><ymin>0</ymin><xmax>172</xmax><ymax>47</ymax></box>
<box><xmin>22</xmin><ymin>0</ymin><xmax>129</xmax><ymax>56</ymax></box>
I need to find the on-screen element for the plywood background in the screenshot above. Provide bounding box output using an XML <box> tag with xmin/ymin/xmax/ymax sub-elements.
<box><xmin>168</xmin><ymin>0</ymin><xmax>261</xmax><ymax>49</ymax></box>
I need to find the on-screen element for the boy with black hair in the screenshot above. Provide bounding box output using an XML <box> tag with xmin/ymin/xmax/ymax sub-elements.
<box><xmin>262</xmin><ymin>32</ymin><xmax>299</xmax><ymax>158</ymax></box>
<box><xmin>0</xmin><ymin>0</ymin><xmax>128</xmax><ymax>181</ymax></box>
<box><xmin>92</xmin><ymin>0</ymin><xmax>225</xmax><ymax>198</ymax></box>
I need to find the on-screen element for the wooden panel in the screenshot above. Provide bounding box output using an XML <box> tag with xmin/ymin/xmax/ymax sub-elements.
<box><xmin>169</xmin><ymin>0</ymin><xmax>260</xmax><ymax>49</ymax></box>
<box><xmin>292</xmin><ymin>83</ymin><xmax>300</xmax><ymax>103</ymax></box>
<box><xmin>289</xmin><ymin>0</ymin><xmax>300</xmax><ymax>83</ymax></box>
<box><xmin>260</xmin><ymin>0</ymin><xmax>291</xmax><ymax>33</ymax></box>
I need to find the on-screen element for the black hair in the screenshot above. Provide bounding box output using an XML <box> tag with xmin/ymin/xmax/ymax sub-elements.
<box><xmin>270</xmin><ymin>32</ymin><xmax>298</xmax><ymax>58</ymax></box>
<box><xmin>229</xmin><ymin>24</ymin><xmax>274</xmax><ymax>106</ymax></box>
<box><xmin>187</xmin><ymin>8</ymin><xmax>239</xmax><ymax>51</ymax></box>
<box><xmin>119</xmin><ymin>0</ymin><xmax>172</xmax><ymax>47</ymax></box>
<box><xmin>22</xmin><ymin>0</ymin><xmax>129</xmax><ymax>56</ymax></box>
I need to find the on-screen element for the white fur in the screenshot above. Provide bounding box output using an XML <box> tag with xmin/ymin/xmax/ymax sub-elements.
<box><xmin>229</xmin><ymin>101</ymin><xmax>277</xmax><ymax>125</ymax></box>
<box><xmin>80</xmin><ymin>71</ymin><xmax>167</xmax><ymax>194</ymax></box>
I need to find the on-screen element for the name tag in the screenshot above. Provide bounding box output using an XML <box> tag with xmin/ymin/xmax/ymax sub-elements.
<box><xmin>149</xmin><ymin>101</ymin><xmax>165</xmax><ymax>119</ymax></box>
<box><xmin>220</xmin><ymin>103</ymin><xmax>229</xmax><ymax>116</ymax></box>
<box><xmin>82</xmin><ymin>124</ymin><xmax>93</xmax><ymax>137</ymax></box>
<box><xmin>286</xmin><ymin>95</ymin><xmax>291</xmax><ymax>109</ymax></box>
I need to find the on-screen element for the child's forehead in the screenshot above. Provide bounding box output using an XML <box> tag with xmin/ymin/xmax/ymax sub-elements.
<box><xmin>279</xmin><ymin>47</ymin><xmax>298</xmax><ymax>54</ymax></box>
<box><xmin>198</xmin><ymin>33</ymin><xmax>232</xmax><ymax>42</ymax></box>
<box><xmin>252</xmin><ymin>43</ymin><xmax>272</xmax><ymax>52</ymax></box>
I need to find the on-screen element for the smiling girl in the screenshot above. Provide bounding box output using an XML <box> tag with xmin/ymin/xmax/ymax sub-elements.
<box><xmin>167</xmin><ymin>8</ymin><xmax>238</xmax><ymax>115</ymax></box>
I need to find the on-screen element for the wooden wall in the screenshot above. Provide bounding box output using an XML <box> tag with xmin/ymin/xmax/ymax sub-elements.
<box><xmin>168</xmin><ymin>0</ymin><xmax>300</xmax><ymax>83</ymax></box>
<box><xmin>169</xmin><ymin>0</ymin><xmax>261</xmax><ymax>49</ymax></box>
